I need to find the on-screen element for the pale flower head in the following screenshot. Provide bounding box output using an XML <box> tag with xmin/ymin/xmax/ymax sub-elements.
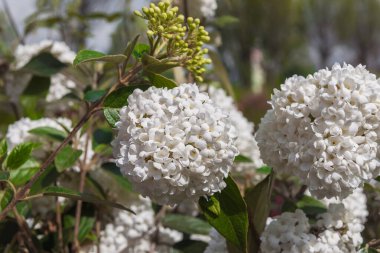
<box><xmin>112</xmin><ymin>83</ymin><xmax>238</xmax><ymax>205</ymax></box>
<box><xmin>257</xmin><ymin>63</ymin><xmax>380</xmax><ymax>199</ymax></box>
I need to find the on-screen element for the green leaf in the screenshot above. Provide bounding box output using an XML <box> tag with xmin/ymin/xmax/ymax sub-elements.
<box><xmin>199</xmin><ymin>176</ymin><xmax>248</xmax><ymax>252</ymax></box>
<box><xmin>0</xmin><ymin>139</ymin><xmax>7</xmax><ymax>160</ymax></box>
<box><xmin>22</xmin><ymin>52</ymin><xmax>67</xmax><ymax>77</ymax></box>
<box><xmin>244</xmin><ymin>172</ymin><xmax>275</xmax><ymax>253</ymax></box>
<box><xmin>0</xmin><ymin>171</ymin><xmax>10</xmax><ymax>181</ymax></box>
<box><xmin>123</xmin><ymin>34</ymin><xmax>140</xmax><ymax>63</ymax></box>
<box><xmin>29</xmin><ymin>126</ymin><xmax>67</xmax><ymax>142</ymax></box>
<box><xmin>142</xmin><ymin>54</ymin><xmax>179</xmax><ymax>73</ymax></box>
<box><xmin>103</xmin><ymin>108</ymin><xmax>120</xmax><ymax>127</ymax></box>
<box><xmin>39</xmin><ymin>186</ymin><xmax>135</xmax><ymax>214</ymax></box>
<box><xmin>0</xmin><ymin>188</ymin><xmax>13</xmax><ymax>211</ymax></box>
<box><xmin>84</xmin><ymin>90</ymin><xmax>107</xmax><ymax>102</ymax></box>
<box><xmin>93</xmin><ymin>128</ymin><xmax>113</xmax><ymax>147</ymax></box>
<box><xmin>29</xmin><ymin>166</ymin><xmax>60</xmax><ymax>195</ymax></box>
<box><xmin>103</xmin><ymin>85</ymin><xmax>150</xmax><ymax>108</ymax></box>
<box><xmin>5</xmin><ymin>142</ymin><xmax>35</xmax><ymax>170</ymax></box>
<box><xmin>54</xmin><ymin>146</ymin><xmax>82</xmax><ymax>172</ymax></box>
<box><xmin>63</xmin><ymin>215</ymin><xmax>95</xmax><ymax>242</ymax></box>
<box><xmin>162</xmin><ymin>214</ymin><xmax>212</xmax><ymax>235</ymax></box>
<box><xmin>234</xmin><ymin>155</ymin><xmax>252</xmax><ymax>163</ymax></box>
<box><xmin>358</xmin><ymin>247</ymin><xmax>378</xmax><ymax>253</ymax></box>
<box><xmin>101</xmin><ymin>162</ymin><xmax>132</xmax><ymax>192</ymax></box>
<box><xmin>132</xmin><ymin>43</ymin><xmax>150</xmax><ymax>59</ymax></box>
<box><xmin>146</xmin><ymin>71</ymin><xmax>177</xmax><ymax>89</ymax></box>
<box><xmin>10</xmin><ymin>159</ymin><xmax>40</xmax><ymax>187</ymax></box>
<box><xmin>73</xmin><ymin>50</ymin><xmax>127</xmax><ymax>66</ymax></box>
<box><xmin>173</xmin><ymin>240</ymin><xmax>208</xmax><ymax>253</ymax></box>
<box><xmin>296</xmin><ymin>196</ymin><xmax>327</xmax><ymax>216</ymax></box>
<box><xmin>256</xmin><ymin>166</ymin><xmax>272</xmax><ymax>175</ymax></box>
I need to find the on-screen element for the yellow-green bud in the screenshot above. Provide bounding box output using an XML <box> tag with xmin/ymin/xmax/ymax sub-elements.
<box><xmin>161</xmin><ymin>13</ymin><xmax>168</xmax><ymax>19</ymax></box>
<box><xmin>150</xmin><ymin>3</ymin><xmax>155</xmax><ymax>8</ymax></box>
<box><xmin>194</xmin><ymin>18</ymin><xmax>200</xmax><ymax>24</ymax></box>
<box><xmin>187</xmin><ymin>17</ymin><xmax>194</xmax><ymax>23</ymax></box>
<box><xmin>178</xmin><ymin>14</ymin><xmax>184</xmax><ymax>21</ymax></box>
<box><xmin>158</xmin><ymin>2</ymin><xmax>165</xmax><ymax>8</ymax></box>
<box><xmin>171</xmin><ymin>6</ymin><xmax>179</xmax><ymax>12</ymax></box>
<box><xmin>158</xmin><ymin>25</ymin><xmax>164</xmax><ymax>32</ymax></box>
<box><xmin>134</xmin><ymin>10</ymin><xmax>143</xmax><ymax>17</ymax></box>
<box><xmin>147</xmin><ymin>30</ymin><xmax>154</xmax><ymax>36</ymax></box>
<box><xmin>170</xmin><ymin>25</ymin><xmax>178</xmax><ymax>31</ymax></box>
<box><xmin>190</xmin><ymin>23</ymin><xmax>197</xmax><ymax>30</ymax></box>
<box><xmin>201</xmin><ymin>36</ymin><xmax>210</xmax><ymax>42</ymax></box>
<box><xmin>142</xmin><ymin>7</ymin><xmax>149</xmax><ymax>14</ymax></box>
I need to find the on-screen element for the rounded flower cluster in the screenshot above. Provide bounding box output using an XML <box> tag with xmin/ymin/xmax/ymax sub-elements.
<box><xmin>200</xmin><ymin>0</ymin><xmax>218</xmax><ymax>18</ymax></box>
<box><xmin>112</xmin><ymin>84</ymin><xmax>238</xmax><ymax>205</ymax></box>
<box><xmin>93</xmin><ymin>197</ymin><xmax>182</xmax><ymax>253</ymax></box>
<box><xmin>206</xmin><ymin>86</ymin><xmax>264</xmax><ymax>173</ymax></box>
<box><xmin>13</xmin><ymin>40</ymin><xmax>77</xmax><ymax>102</ymax></box>
<box><xmin>256</xmin><ymin>63</ymin><xmax>380</xmax><ymax>199</ymax></box>
<box><xmin>260</xmin><ymin>200</ymin><xmax>367</xmax><ymax>253</ymax></box>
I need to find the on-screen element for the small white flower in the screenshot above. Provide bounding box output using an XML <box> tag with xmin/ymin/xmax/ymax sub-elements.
<box><xmin>113</xmin><ymin>84</ymin><xmax>238</xmax><ymax>205</ymax></box>
<box><xmin>257</xmin><ymin>63</ymin><xmax>380</xmax><ymax>199</ymax></box>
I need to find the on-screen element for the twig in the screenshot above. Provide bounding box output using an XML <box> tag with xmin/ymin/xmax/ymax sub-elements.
<box><xmin>0</xmin><ymin>65</ymin><xmax>141</xmax><ymax>221</ymax></box>
<box><xmin>73</xmin><ymin>124</ymin><xmax>91</xmax><ymax>252</ymax></box>
<box><xmin>13</xmin><ymin>207</ymin><xmax>38</xmax><ymax>253</ymax></box>
<box><xmin>368</xmin><ymin>239</ymin><xmax>380</xmax><ymax>248</ymax></box>
<box><xmin>183</xmin><ymin>0</ymin><xmax>189</xmax><ymax>20</ymax></box>
<box><xmin>56</xmin><ymin>194</ymin><xmax>65</xmax><ymax>253</ymax></box>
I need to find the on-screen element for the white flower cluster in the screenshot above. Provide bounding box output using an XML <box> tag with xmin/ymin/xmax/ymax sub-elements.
<box><xmin>200</xmin><ymin>0</ymin><xmax>217</xmax><ymax>18</ymax></box>
<box><xmin>204</xmin><ymin>228</ymin><xmax>228</xmax><ymax>253</ymax></box>
<box><xmin>260</xmin><ymin>197</ymin><xmax>368</xmax><ymax>253</ymax></box>
<box><xmin>256</xmin><ymin>63</ymin><xmax>380</xmax><ymax>199</ymax></box>
<box><xmin>96</xmin><ymin>197</ymin><xmax>182</xmax><ymax>253</ymax></box>
<box><xmin>6</xmin><ymin>117</ymin><xmax>72</xmax><ymax>151</ymax></box>
<box><xmin>113</xmin><ymin>84</ymin><xmax>238</xmax><ymax>205</ymax></box>
<box><xmin>13</xmin><ymin>40</ymin><xmax>77</xmax><ymax>102</ymax></box>
<box><xmin>6</xmin><ymin>117</ymin><xmax>93</xmax><ymax>170</ymax></box>
<box><xmin>206</xmin><ymin>86</ymin><xmax>264</xmax><ymax>173</ymax></box>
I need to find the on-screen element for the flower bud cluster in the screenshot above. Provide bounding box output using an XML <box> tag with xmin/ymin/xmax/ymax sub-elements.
<box><xmin>134</xmin><ymin>0</ymin><xmax>211</xmax><ymax>82</ymax></box>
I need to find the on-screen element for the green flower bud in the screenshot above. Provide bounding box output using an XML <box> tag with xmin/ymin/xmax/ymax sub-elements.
<box><xmin>187</xmin><ymin>17</ymin><xmax>194</xmax><ymax>23</ymax></box>
<box><xmin>147</xmin><ymin>30</ymin><xmax>155</xmax><ymax>36</ymax></box>
<box><xmin>178</xmin><ymin>14</ymin><xmax>184</xmax><ymax>21</ymax></box>
<box><xmin>171</xmin><ymin>6</ymin><xmax>179</xmax><ymax>12</ymax></box>
<box><xmin>194</xmin><ymin>18</ymin><xmax>200</xmax><ymax>24</ymax></box>
<box><xmin>142</xmin><ymin>7</ymin><xmax>149</xmax><ymax>14</ymax></box>
<box><xmin>134</xmin><ymin>10</ymin><xmax>143</xmax><ymax>17</ymax></box>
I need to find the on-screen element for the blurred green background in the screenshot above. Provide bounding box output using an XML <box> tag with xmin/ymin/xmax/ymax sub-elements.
<box><xmin>2</xmin><ymin>0</ymin><xmax>380</xmax><ymax>125</ymax></box>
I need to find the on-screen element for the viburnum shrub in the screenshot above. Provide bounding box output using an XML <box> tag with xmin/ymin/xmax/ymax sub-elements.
<box><xmin>0</xmin><ymin>0</ymin><xmax>378</xmax><ymax>253</ymax></box>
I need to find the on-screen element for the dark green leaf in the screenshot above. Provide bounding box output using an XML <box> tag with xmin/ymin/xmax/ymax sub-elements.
<box><xmin>358</xmin><ymin>248</ymin><xmax>378</xmax><ymax>253</ymax></box>
<box><xmin>29</xmin><ymin>166</ymin><xmax>60</xmax><ymax>195</ymax></box>
<box><xmin>16</xmin><ymin>202</ymin><xmax>29</xmax><ymax>217</ymax></box>
<box><xmin>162</xmin><ymin>214</ymin><xmax>211</xmax><ymax>235</ymax></box>
<box><xmin>256</xmin><ymin>166</ymin><xmax>272</xmax><ymax>174</ymax></box>
<box><xmin>39</xmin><ymin>186</ymin><xmax>135</xmax><ymax>214</ymax></box>
<box><xmin>93</xmin><ymin>128</ymin><xmax>113</xmax><ymax>147</ymax></box>
<box><xmin>84</xmin><ymin>90</ymin><xmax>107</xmax><ymax>102</ymax></box>
<box><xmin>173</xmin><ymin>240</ymin><xmax>208</xmax><ymax>253</ymax></box>
<box><xmin>103</xmin><ymin>108</ymin><xmax>120</xmax><ymax>127</ymax></box>
<box><xmin>146</xmin><ymin>71</ymin><xmax>177</xmax><ymax>89</ymax></box>
<box><xmin>0</xmin><ymin>171</ymin><xmax>10</xmax><ymax>181</ymax></box>
<box><xmin>6</xmin><ymin>142</ymin><xmax>35</xmax><ymax>170</ymax></box>
<box><xmin>10</xmin><ymin>159</ymin><xmax>40</xmax><ymax>187</ymax></box>
<box><xmin>199</xmin><ymin>176</ymin><xmax>248</xmax><ymax>251</ymax></box>
<box><xmin>244</xmin><ymin>172</ymin><xmax>275</xmax><ymax>253</ymax></box>
<box><xmin>296</xmin><ymin>196</ymin><xmax>327</xmax><ymax>216</ymax></box>
<box><xmin>22</xmin><ymin>52</ymin><xmax>66</xmax><ymax>77</ymax></box>
<box><xmin>29</xmin><ymin>126</ymin><xmax>67</xmax><ymax>141</ymax></box>
<box><xmin>132</xmin><ymin>43</ymin><xmax>150</xmax><ymax>59</ymax></box>
<box><xmin>234</xmin><ymin>155</ymin><xmax>252</xmax><ymax>163</ymax></box>
<box><xmin>123</xmin><ymin>34</ymin><xmax>140</xmax><ymax>63</ymax></box>
<box><xmin>85</xmin><ymin>174</ymin><xmax>107</xmax><ymax>199</ymax></box>
<box><xmin>23</xmin><ymin>76</ymin><xmax>51</xmax><ymax>96</ymax></box>
<box><xmin>54</xmin><ymin>146</ymin><xmax>82</xmax><ymax>172</ymax></box>
<box><xmin>103</xmin><ymin>85</ymin><xmax>150</xmax><ymax>108</ymax></box>
<box><xmin>101</xmin><ymin>162</ymin><xmax>132</xmax><ymax>192</ymax></box>
<box><xmin>73</xmin><ymin>50</ymin><xmax>127</xmax><ymax>66</ymax></box>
